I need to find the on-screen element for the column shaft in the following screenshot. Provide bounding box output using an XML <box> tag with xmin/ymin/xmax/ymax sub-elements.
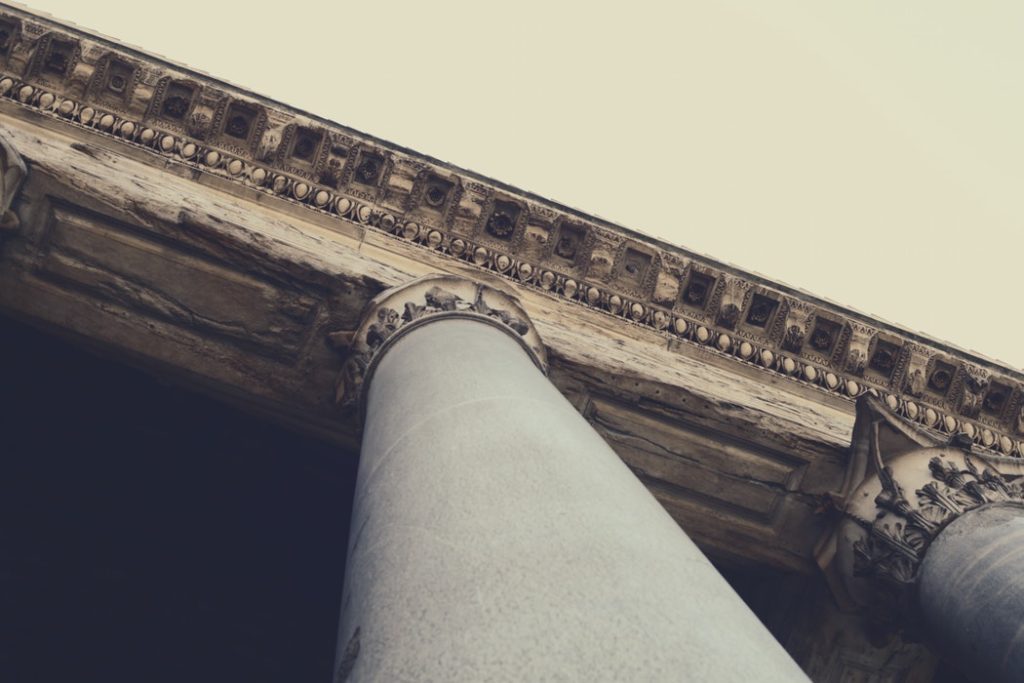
<box><xmin>918</xmin><ymin>503</ymin><xmax>1024</xmax><ymax>683</ymax></box>
<box><xmin>336</xmin><ymin>317</ymin><xmax>807</xmax><ymax>681</ymax></box>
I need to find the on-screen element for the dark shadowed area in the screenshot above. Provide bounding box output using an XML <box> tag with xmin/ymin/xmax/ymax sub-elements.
<box><xmin>0</xmin><ymin>315</ymin><xmax>359</xmax><ymax>683</ymax></box>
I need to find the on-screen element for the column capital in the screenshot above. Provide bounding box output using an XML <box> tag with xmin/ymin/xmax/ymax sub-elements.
<box><xmin>818</xmin><ymin>394</ymin><xmax>1024</xmax><ymax>617</ymax></box>
<box><xmin>331</xmin><ymin>274</ymin><xmax>547</xmax><ymax>409</ymax></box>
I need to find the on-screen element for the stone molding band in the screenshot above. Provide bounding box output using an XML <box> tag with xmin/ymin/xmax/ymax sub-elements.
<box><xmin>330</xmin><ymin>274</ymin><xmax>547</xmax><ymax>411</ymax></box>
<box><xmin>1</xmin><ymin>4</ymin><xmax>1023</xmax><ymax>457</ymax></box>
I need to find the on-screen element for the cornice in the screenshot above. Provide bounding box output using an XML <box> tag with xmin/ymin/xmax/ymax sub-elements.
<box><xmin>0</xmin><ymin>4</ymin><xmax>1022</xmax><ymax>457</ymax></box>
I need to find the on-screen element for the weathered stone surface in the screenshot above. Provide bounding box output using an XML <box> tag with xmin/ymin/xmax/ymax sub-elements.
<box><xmin>0</xmin><ymin>0</ymin><xmax>1020</xmax><ymax>458</ymax></box>
<box><xmin>0</xmin><ymin>127</ymin><xmax>25</xmax><ymax>230</ymax></box>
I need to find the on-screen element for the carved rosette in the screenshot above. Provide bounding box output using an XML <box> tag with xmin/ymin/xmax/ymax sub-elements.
<box><xmin>818</xmin><ymin>395</ymin><xmax>1024</xmax><ymax>617</ymax></box>
<box><xmin>331</xmin><ymin>274</ymin><xmax>547</xmax><ymax>409</ymax></box>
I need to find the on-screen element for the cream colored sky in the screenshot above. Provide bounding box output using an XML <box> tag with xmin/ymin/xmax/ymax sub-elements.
<box><xmin>18</xmin><ymin>0</ymin><xmax>1024</xmax><ymax>368</ymax></box>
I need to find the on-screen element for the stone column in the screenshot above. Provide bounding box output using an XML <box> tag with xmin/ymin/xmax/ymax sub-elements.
<box><xmin>919</xmin><ymin>503</ymin><xmax>1024</xmax><ymax>681</ymax></box>
<box><xmin>819</xmin><ymin>395</ymin><xmax>1024</xmax><ymax>683</ymax></box>
<box><xmin>332</xmin><ymin>274</ymin><xmax>808</xmax><ymax>682</ymax></box>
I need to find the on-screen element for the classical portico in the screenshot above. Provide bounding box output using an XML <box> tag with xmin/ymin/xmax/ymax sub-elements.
<box><xmin>1</xmin><ymin>4</ymin><xmax>1024</xmax><ymax>681</ymax></box>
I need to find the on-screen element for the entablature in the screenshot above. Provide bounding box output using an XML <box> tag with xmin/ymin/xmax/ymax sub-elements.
<box><xmin>0</xmin><ymin>3</ymin><xmax>1021</xmax><ymax>578</ymax></box>
<box><xmin>0</xmin><ymin>3</ymin><xmax>1018</xmax><ymax>459</ymax></box>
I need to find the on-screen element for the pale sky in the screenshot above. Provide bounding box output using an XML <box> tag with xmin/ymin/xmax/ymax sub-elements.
<box><xmin>17</xmin><ymin>1</ymin><xmax>1024</xmax><ymax>369</ymax></box>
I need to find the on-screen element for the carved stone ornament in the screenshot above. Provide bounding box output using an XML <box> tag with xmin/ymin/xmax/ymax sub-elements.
<box><xmin>330</xmin><ymin>274</ymin><xmax>547</xmax><ymax>409</ymax></box>
<box><xmin>817</xmin><ymin>394</ymin><xmax>1024</xmax><ymax>616</ymax></box>
<box><xmin>958</xmin><ymin>365</ymin><xmax>990</xmax><ymax>418</ymax></box>
<box><xmin>0</xmin><ymin>131</ymin><xmax>26</xmax><ymax>231</ymax></box>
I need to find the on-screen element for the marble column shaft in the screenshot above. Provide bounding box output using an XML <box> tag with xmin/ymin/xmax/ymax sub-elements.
<box><xmin>918</xmin><ymin>503</ymin><xmax>1024</xmax><ymax>683</ymax></box>
<box><xmin>336</xmin><ymin>315</ymin><xmax>807</xmax><ymax>682</ymax></box>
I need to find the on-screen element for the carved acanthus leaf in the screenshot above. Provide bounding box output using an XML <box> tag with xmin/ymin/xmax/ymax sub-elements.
<box><xmin>821</xmin><ymin>395</ymin><xmax>1024</xmax><ymax>618</ymax></box>
<box><xmin>329</xmin><ymin>275</ymin><xmax>546</xmax><ymax>410</ymax></box>
<box><xmin>0</xmin><ymin>132</ymin><xmax>26</xmax><ymax>231</ymax></box>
